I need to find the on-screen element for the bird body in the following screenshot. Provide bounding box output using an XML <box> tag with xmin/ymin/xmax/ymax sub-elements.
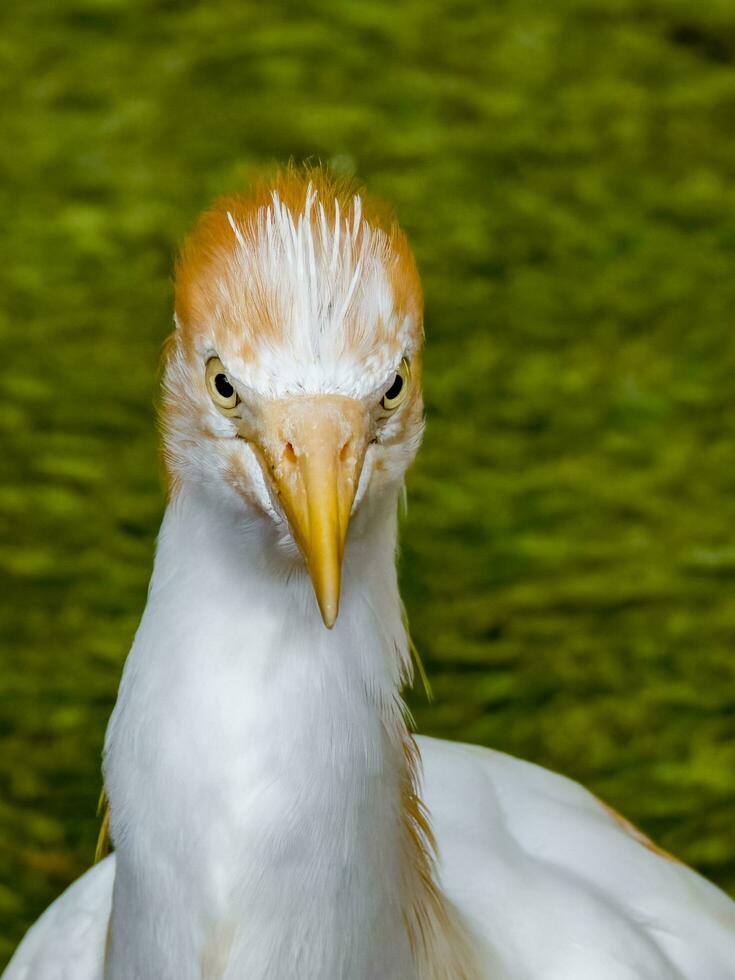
<box><xmin>4</xmin><ymin>169</ymin><xmax>735</xmax><ymax>979</ymax></box>
<box><xmin>7</xmin><ymin>724</ymin><xmax>735</xmax><ymax>978</ymax></box>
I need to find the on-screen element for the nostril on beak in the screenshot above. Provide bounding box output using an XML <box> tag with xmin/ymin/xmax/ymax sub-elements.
<box><xmin>283</xmin><ymin>441</ymin><xmax>297</xmax><ymax>465</ymax></box>
<box><xmin>339</xmin><ymin>437</ymin><xmax>353</xmax><ymax>464</ymax></box>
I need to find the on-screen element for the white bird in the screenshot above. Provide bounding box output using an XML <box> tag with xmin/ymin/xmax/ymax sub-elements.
<box><xmin>4</xmin><ymin>168</ymin><xmax>735</xmax><ymax>980</ymax></box>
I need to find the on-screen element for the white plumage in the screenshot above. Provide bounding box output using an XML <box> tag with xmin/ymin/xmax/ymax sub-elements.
<box><xmin>4</xmin><ymin>170</ymin><xmax>735</xmax><ymax>979</ymax></box>
<box><xmin>7</xmin><ymin>732</ymin><xmax>735</xmax><ymax>978</ymax></box>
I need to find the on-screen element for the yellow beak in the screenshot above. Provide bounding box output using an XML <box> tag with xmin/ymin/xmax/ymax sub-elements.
<box><xmin>257</xmin><ymin>396</ymin><xmax>368</xmax><ymax>628</ymax></box>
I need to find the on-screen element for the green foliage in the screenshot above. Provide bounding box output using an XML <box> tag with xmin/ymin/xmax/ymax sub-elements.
<box><xmin>2</xmin><ymin>0</ymin><xmax>735</xmax><ymax>963</ymax></box>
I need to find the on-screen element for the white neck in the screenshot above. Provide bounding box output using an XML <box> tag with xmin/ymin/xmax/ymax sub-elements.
<box><xmin>103</xmin><ymin>484</ymin><xmax>474</xmax><ymax>980</ymax></box>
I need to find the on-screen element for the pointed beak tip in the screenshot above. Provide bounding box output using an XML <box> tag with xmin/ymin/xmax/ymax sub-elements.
<box><xmin>318</xmin><ymin>601</ymin><xmax>339</xmax><ymax>630</ymax></box>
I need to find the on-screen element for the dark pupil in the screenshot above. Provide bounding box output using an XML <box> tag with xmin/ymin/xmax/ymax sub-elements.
<box><xmin>384</xmin><ymin>374</ymin><xmax>403</xmax><ymax>402</ymax></box>
<box><xmin>214</xmin><ymin>373</ymin><xmax>234</xmax><ymax>399</ymax></box>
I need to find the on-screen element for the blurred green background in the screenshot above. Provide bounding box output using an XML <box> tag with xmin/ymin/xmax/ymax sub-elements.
<box><xmin>2</xmin><ymin>0</ymin><xmax>735</xmax><ymax>964</ymax></box>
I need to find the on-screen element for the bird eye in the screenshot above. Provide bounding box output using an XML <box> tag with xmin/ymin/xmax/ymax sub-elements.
<box><xmin>381</xmin><ymin>358</ymin><xmax>410</xmax><ymax>411</ymax></box>
<box><xmin>205</xmin><ymin>357</ymin><xmax>240</xmax><ymax>414</ymax></box>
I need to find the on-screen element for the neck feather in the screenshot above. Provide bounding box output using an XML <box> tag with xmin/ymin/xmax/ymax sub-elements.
<box><xmin>103</xmin><ymin>484</ymin><xmax>477</xmax><ymax>980</ymax></box>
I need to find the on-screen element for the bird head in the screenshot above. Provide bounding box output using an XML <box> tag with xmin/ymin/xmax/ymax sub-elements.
<box><xmin>162</xmin><ymin>169</ymin><xmax>424</xmax><ymax>628</ymax></box>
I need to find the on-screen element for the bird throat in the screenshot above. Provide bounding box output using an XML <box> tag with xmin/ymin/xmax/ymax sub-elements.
<box><xmin>102</xmin><ymin>486</ymin><xmax>478</xmax><ymax>980</ymax></box>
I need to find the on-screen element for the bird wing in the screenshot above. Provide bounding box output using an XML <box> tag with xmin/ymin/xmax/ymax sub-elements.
<box><xmin>1</xmin><ymin>855</ymin><xmax>114</xmax><ymax>980</ymax></box>
<box><xmin>417</xmin><ymin>735</ymin><xmax>735</xmax><ymax>980</ymax></box>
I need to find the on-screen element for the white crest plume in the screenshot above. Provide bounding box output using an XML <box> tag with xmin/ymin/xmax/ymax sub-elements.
<box><xmin>221</xmin><ymin>183</ymin><xmax>410</xmax><ymax>396</ymax></box>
